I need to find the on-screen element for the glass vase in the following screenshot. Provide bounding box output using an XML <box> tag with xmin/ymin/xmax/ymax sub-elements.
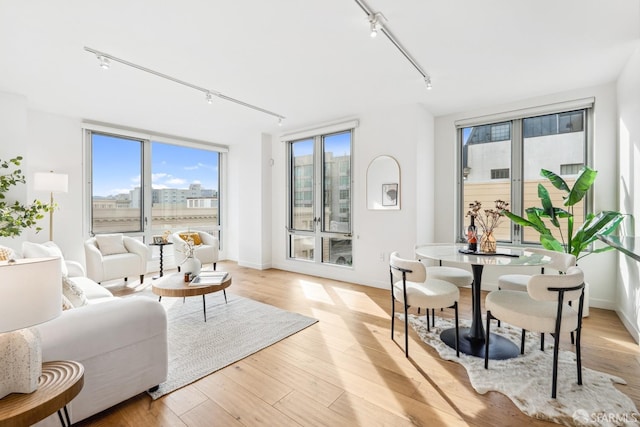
<box><xmin>181</xmin><ymin>256</ymin><xmax>202</xmax><ymax>277</ymax></box>
<box><xmin>480</xmin><ymin>231</ymin><xmax>497</xmax><ymax>253</ymax></box>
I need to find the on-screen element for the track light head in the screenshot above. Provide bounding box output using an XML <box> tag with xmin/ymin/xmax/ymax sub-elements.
<box><xmin>368</xmin><ymin>12</ymin><xmax>384</xmax><ymax>38</ymax></box>
<box><xmin>425</xmin><ymin>76</ymin><xmax>433</xmax><ymax>90</ymax></box>
<box><xmin>206</xmin><ymin>91</ymin><xmax>214</xmax><ymax>104</ymax></box>
<box><xmin>278</xmin><ymin>117</ymin><xmax>283</xmax><ymax>127</ymax></box>
<box><xmin>97</xmin><ymin>55</ymin><xmax>110</xmax><ymax>70</ymax></box>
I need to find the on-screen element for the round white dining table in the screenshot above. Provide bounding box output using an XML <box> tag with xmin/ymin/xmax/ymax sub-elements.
<box><xmin>414</xmin><ymin>244</ymin><xmax>550</xmax><ymax>359</ymax></box>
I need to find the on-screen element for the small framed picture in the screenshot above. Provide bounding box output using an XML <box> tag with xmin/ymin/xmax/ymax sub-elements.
<box><xmin>382</xmin><ymin>183</ymin><xmax>398</xmax><ymax>206</ymax></box>
<box><xmin>153</xmin><ymin>236</ymin><xmax>164</xmax><ymax>244</ymax></box>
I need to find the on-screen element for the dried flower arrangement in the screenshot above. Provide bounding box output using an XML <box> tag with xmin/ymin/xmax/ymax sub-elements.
<box><xmin>466</xmin><ymin>200</ymin><xmax>510</xmax><ymax>237</ymax></box>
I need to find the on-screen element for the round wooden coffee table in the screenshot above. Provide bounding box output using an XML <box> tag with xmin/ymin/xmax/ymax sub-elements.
<box><xmin>151</xmin><ymin>272</ymin><xmax>231</xmax><ymax>322</ymax></box>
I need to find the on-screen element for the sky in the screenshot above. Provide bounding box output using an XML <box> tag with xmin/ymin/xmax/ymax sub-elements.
<box><xmin>92</xmin><ymin>134</ymin><xmax>219</xmax><ymax>197</ymax></box>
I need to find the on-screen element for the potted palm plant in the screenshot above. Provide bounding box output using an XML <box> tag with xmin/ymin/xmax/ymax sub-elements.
<box><xmin>0</xmin><ymin>156</ymin><xmax>51</xmax><ymax>238</ymax></box>
<box><xmin>502</xmin><ymin>167</ymin><xmax>624</xmax><ymax>260</ymax></box>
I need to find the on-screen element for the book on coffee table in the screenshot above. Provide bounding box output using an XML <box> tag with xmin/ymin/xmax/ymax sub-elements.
<box><xmin>190</xmin><ymin>271</ymin><xmax>228</xmax><ymax>285</ymax></box>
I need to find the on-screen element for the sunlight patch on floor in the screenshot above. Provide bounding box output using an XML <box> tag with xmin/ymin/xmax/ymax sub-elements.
<box><xmin>299</xmin><ymin>279</ymin><xmax>334</xmax><ymax>304</ymax></box>
<box><xmin>330</xmin><ymin>286</ymin><xmax>389</xmax><ymax>318</ymax></box>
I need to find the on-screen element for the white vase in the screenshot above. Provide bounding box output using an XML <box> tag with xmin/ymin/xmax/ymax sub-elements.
<box><xmin>182</xmin><ymin>257</ymin><xmax>201</xmax><ymax>276</ymax></box>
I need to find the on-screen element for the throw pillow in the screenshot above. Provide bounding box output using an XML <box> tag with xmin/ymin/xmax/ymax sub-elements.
<box><xmin>62</xmin><ymin>276</ymin><xmax>89</xmax><ymax>308</ymax></box>
<box><xmin>179</xmin><ymin>232</ymin><xmax>202</xmax><ymax>246</ymax></box>
<box><xmin>0</xmin><ymin>246</ymin><xmax>16</xmax><ymax>261</ymax></box>
<box><xmin>21</xmin><ymin>241</ymin><xmax>68</xmax><ymax>276</ymax></box>
<box><xmin>62</xmin><ymin>294</ymin><xmax>74</xmax><ymax>311</ymax></box>
<box><xmin>95</xmin><ymin>234</ymin><xmax>128</xmax><ymax>256</ymax></box>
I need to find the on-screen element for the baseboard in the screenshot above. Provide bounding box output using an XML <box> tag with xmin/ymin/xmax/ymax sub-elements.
<box><xmin>237</xmin><ymin>260</ymin><xmax>272</xmax><ymax>270</ymax></box>
<box><xmin>616</xmin><ymin>308</ymin><xmax>640</xmax><ymax>344</ymax></box>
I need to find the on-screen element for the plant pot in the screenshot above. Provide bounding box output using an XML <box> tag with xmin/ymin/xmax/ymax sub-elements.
<box><xmin>480</xmin><ymin>231</ymin><xmax>497</xmax><ymax>253</ymax></box>
<box><xmin>181</xmin><ymin>257</ymin><xmax>201</xmax><ymax>277</ymax></box>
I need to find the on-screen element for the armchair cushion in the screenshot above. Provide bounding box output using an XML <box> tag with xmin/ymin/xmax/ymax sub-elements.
<box><xmin>22</xmin><ymin>241</ymin><xmax>68</xmax><ymax>276</ymax></box>
<box><xmin>0</xmin><ymin>245</ymin><xmax>16</xmax><ymax>261</ymax></box>
<box><xmin>178</xmin><ymin>232</ymin><xmax>203</xmax><ymax>246</ymax></box>
<box><xmin>95</xmin><ymin>234</ymin><xmax>128</xmax><ymax>256</ymax></box>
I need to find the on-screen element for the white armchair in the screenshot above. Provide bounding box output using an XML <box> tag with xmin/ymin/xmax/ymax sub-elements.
<box><xmin>170</xmin><ymin>230</ymin><xmax>219</xmax><ymax>271</ymax></box>
<box><xmin>85</xmin><ymin>234</ymin><xmax>149</xmax><ymax>284</ymax></box>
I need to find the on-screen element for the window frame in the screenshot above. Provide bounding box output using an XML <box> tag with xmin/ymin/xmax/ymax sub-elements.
<box><xmin>285</xmin><ymin>124</ymin><xmax>355</xmax><ymax>267</ymax></box>
<box><xmin>83</xmin><ymin>124</ymin><xmax>227</xmax><ymax>246</ymax></box>
<box><xmin>456</xmin><ymin>99</ymin><xmax>594</xmax><ymax>246</ymax></box>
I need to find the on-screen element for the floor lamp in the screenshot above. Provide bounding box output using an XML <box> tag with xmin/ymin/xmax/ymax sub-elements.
<box><xmin>34</xmin><ymin>171</ymin><xmax>68</xmax><ymax>241</ymax></box>
<box><xmin>0</xmin><ymin>257</ymin><xmax>62</xmax><ymax>399</ymax></box>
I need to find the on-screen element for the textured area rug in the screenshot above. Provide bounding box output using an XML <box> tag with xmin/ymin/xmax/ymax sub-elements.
<box><xmin>402</xmin><ymin>314</ymin><xmax>639</xmax><ymax>427</ymax></box>
<box><xmin>141</xmin><ymin>292</ymin><xmax>317</xmax><ymax>399</ymax></box>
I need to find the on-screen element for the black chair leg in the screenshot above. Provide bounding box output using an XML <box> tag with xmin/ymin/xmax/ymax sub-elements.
<box><xmin>404</xmin><ymin>302</ymin><xmax>409</xmax><ymax>358</ymax></box>
<box><xmin>570</xmin><ymin>331</ymin><xmax>575</xmax><ymax>345</ymax></box>
<box><xmin>540</xmin><ymin>333</ymin><xmax>545</xmax><ymax>351</ymax></box>
<box><xmin>454</xmin><ymin>302</ymin><xmax>460</xmax><ymax>358</ymax></box>
<box><xmin>484</xmin><ymin>311</ymin><xmax>492</xmax><ymax>369</ymax></box>
<box><xmin>431</xmin><ymin>308</ymin><xmax>435</xmax><ymax>328</ymax></box>
<box><xmin>140</xmin><ymin>274</ymin><xmax>144</xmax><ymax>283</ymax></box>
<box><xmin>520</xmin><ymin>329</ymin><xmax>526</xmax><ymax>354</ymax></box>
<box><xmin>576</xmin><ymin>328</ymin><xmax>583</xmax><ymax>385</ymax></box>
<box><xmin>426</xmin><ymin>308</ymin><xmax>430</xmax><ymax>332</ymax></box>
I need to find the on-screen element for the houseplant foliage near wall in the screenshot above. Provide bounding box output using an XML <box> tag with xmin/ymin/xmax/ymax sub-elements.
<box><xmin>0</xmin><ymin>156</ymin><xmax>51</xmax><ymax>237</ymax></box>
<box><xmin>503</xmin><ymin>167</ymin><xmax>624</xmax><ymax>260</ymax></box>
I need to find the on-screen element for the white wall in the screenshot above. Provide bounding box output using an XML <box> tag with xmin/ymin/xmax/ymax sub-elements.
<box><xmin>0</xmin><ymin>92</ymin><xmax>85</xmax><ymax>265</ymax></box>
<box><xmin>616</xmin><ymin>43</ymin><xmax>640</xmax><ymax>343</ymax></box>
<box><xmin>270</xmin><ymin>105</ymin><xmax>435</xmax><ymax>288</ymax></box>
<box><xmin>434</xmin><ymin>83</ymin><xmax>620</xmax><ymax>309</ymax></box>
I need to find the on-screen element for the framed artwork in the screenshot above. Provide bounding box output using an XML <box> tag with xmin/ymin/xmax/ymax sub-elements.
<box><xmin>382</xmin><ymin>183</ymin><xmax>398</xmax><ymax>206</ymax></box>
<box><xmin>153</xmin><ymin>236</ymin><xmax>164</xmax><ymax>244</ymax></box>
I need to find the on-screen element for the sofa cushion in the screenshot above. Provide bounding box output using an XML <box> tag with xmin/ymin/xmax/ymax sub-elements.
<box><xmin>69</xmin><ymin>276</ymin><xmax>115</xmax><ymax>303</ymax></box>
<box><xmin>95</xmin><ymin>234</ymin><xmax>128</xmax><ymax>256</ymax></box>
<box><xmin>21</xmin><ymin>241</ymin><xmax>68</xmax><ymax>276</ymax></box>
<box><xmin>62</xmin><ymin>275</ymin><xmax>89</xmax><ymax>308</ymax></box>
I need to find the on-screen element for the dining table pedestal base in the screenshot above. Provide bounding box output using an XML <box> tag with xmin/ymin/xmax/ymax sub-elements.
<box><xmin>441</xmin><ymin>327</ymin><xmax>520</xmax><ymax>359</ymax></box>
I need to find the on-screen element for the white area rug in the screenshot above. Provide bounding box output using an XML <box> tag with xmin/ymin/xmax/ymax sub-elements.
<box><xmin>402</xmin><ymin>313</ymin><xmax>639</xmax><ymax>427</ymax></box>
<box><xmin>140</xmin><ymin>291</ymin><xmax>317</xmax><ymax>399</ymax></box>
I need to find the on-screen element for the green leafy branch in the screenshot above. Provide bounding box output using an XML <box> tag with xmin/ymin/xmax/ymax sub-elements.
<box><xmin>502</xmin><ymin>167</ymin><xmax>624</xmax><ymax>260</ymax></box>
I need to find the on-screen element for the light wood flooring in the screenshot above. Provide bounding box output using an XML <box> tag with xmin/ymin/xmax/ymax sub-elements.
<box><xmin>77</xmin><ymin>261</ymin><xmax>640</xmax><ymax>426</ymax></box>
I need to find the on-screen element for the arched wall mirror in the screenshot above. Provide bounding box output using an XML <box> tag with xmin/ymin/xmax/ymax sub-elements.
<box><xmin>367</xmin><ymin>155</ymin><xmax>400</xmax><ymax>210</ymax></box>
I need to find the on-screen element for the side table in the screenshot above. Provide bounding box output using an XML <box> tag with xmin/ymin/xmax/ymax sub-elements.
<box><xmin>150</xmin><ymin>241</ymin><xmax>173</xmax><ymax>279</ymax></box>
<box><xmin>0</xmin><ymin>360</ymin><xmax>84</xmax><ymax>427</ymax></box>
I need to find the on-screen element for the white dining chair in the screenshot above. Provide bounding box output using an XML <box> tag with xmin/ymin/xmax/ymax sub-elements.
<box><xmin>484</xmin><ymin>266</ymin><xmax>586</xmax><ymax>398</ymax></box>
<box><xmin>390</xmin><ymin>252</ymin><xmax>460</xmax><ymax>358</ymax></box>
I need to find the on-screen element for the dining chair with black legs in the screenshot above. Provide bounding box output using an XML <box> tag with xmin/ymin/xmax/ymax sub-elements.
<box><xmin>484</xmin><ymin>266</ymin><xmax>585</xmax><ymax>398</ymax></box>
<box><xmin>389</xmin><ymin>252</ymin><xmax>460</xmax><ymax>358</ymax></box>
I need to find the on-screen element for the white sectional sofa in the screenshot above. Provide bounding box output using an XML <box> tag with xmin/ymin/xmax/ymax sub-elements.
<box><xmin>3</xmin><ymin>243</ymin><xmax>168</xmax><ymax>426</ymax></box>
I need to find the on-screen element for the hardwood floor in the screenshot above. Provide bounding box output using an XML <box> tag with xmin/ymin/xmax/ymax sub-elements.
<box><xmin>77</xmin><ymin>261</ymin><xmax>640</xmax><ymax>426</ymax></box>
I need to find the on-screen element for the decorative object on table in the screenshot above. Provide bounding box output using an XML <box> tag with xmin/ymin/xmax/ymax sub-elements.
<box><xmin>402</xmin><ymin>313</ymin><xmax>638</xmax><ymax>427</ymax></box>
<box><xmin>33</xmin><ymin>170</ymin><xmax>68</xmax><ymax>241</ymax></box>
<box><xmin>143</xmin><ymin>292</ymin><xmax>317</xmax><ymax>399</ymax></box>
<box><xmin>503</xmin><ymin>167</ymin><xmax>624</xmax><ymax>260</ymax></box>
<box><xmin>466</xmin><ymin>199</ymin><xmax>509</xmax><ymax>254</ymax></box>
<box><xmin>162</xmin><ymin>229</ymin><xmax>172</xmax><ymax>243</ymax></box>
<box><xmin>152</xmin><ymin>235</ymin><xmax>164</xmax><ymax>245</ymax></box>
<box><xmin>466</xmin><ymin>215</ymin><xmax>477</xmax><ymax>252</ymax></box>
<box><xmin>178</xmin><ymin>235</ymin><xmax>202</xmax><ymax>277</ymax></box>
<box><xmin>0</xmin><ymin>257</ymin><xmax>61</xmax><ymax>399</ymax></box>
<box><xmin>0</xmin><ymin>156</ymin><xmax>52</xmax><ymax>238</ymax></box>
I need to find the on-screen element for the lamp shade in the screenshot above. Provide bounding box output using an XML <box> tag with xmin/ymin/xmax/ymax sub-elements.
<box><xmin>33</xmin><ymin>172</ymin><xmax>68</xmax><ymax>193</ymax></box>
<box><xmin>0</xmin><ymin>257</ymin><xmax>62</xmax><ymax>333</ymax></box>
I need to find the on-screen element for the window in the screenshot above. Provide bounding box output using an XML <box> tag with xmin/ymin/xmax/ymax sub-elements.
<box><xmin>490</xmin><ymin>168</ymin><xmax>510</xmax><ymax>179</ymax></box>
<box><xmin>287</xmin><ymin>129</ymin><xmax>353</xmax><ymax>266</ymax></box>
<box><xmin>87</xmin><ymin>129</ymin><xmax>222</xmax><ymax>245</ymax></box>
<box><xmin>459</xmin><ymin>106</ymin><xmax>589</xmax><ymax>245</ymax></box>
<box><xmin>560</xmin><ymin>163</ymin><xmax>583</xmax><ymax>175</ymax></box>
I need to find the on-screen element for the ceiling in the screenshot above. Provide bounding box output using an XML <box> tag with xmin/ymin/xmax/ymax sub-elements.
<box><xmin>1</xmin><ymin>0</ymin><xmax>638</xmax><ymax>145</ymax></box>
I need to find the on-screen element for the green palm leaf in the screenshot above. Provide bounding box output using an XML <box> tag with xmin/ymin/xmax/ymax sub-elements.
<box><xmin>566</xmin><ymin>166</ymin><xmax>597</xmax><ymax>206</ymax></box>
